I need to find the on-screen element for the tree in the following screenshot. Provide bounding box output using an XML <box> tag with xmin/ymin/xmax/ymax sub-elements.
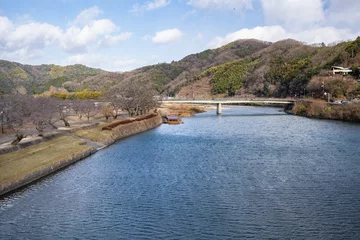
<box><xmin>0</xmin><ymin>95</ymin><xmax>6</xmax><ymax>134</ymax></box>
<box><xmin>72</xmin><ymin>100</ymin><xmax>85</xmax><ymax>120</ymax></box>
<box><xmin>109</xmin><ymin>81</ymin><xmax>159</xmax><ymax>117</ymax></box>
<box><xmin>2</xmin><ymin>95</ymin><xmax>32</xmax><ymax>144</ymax></box>
<box><xmin>100</xmin><ymin>104</ymin><xmax>113</xmax><ymax>121</ymax></box>
<box><xmin>55</xmin><ymin>101</ymin><xmax>71</xmax><ymax>127</ymax></box>
<box><xmin>81</xmin><ymin>100</ymin><xmax>97</xmax><ymax>122</ymax></box>
<box><xmin>29</xmin><ymin>97</ymin><xmax>51</xmax><ymax>136</ymax></box>
<box><xmin>45</xmin><ymin>98</ymin><xmax>59</xmax><ymax>129</ymax></box>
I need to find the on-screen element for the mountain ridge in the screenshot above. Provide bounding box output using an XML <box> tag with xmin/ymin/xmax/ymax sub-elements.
<box><xmin>1</xmin><ymin>37</ymin><xmax>359</xmax><ymax>98</ymax></box>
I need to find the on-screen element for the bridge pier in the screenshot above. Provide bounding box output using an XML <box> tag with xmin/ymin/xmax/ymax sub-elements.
<box><xmin>216</xmin><ymin>103</ymin><xmax>222</xmax><ymax>115</ymax></box>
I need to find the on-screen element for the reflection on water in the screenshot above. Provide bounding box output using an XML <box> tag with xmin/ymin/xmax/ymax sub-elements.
<box><xmin>1</xmin><ymin>107</ymin><xmax>360</xmax><ymax>239</ymax></box>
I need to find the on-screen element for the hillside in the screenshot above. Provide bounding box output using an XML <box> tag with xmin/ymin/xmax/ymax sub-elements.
<box><xmin>0</xmin><ymin>39</ymin><xmax>270</xmax><ymax>95</ymax></box>
<box><xmin>178</xmin><ymin>37</ymin><xmax>360</xmax><ymax>98</ymax></box>
<box><xmin>0</xmin><ymin>61</ymin><xmax>110</xmax><ymax>94</ymax></box>
<box><xmin>1</xmin><ymin>37</ymin><xmax>360</xmax><ymax>98</ymax></box>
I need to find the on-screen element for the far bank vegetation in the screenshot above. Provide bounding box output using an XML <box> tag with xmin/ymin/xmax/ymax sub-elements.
<box><xmin>292</xmin><ymin>101</ymin><xmax>360</xmax><ymax>121</ymax></box>
<box><xmin>0</xmin><ymin>81</ymin><xmax>159</xmax><ymax>145</ymax></box>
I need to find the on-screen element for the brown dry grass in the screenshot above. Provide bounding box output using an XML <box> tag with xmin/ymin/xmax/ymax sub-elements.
<box><xmin>0</xmin><ymin>136</ymin><xmax>93</xmax><ymax>186</ymax></box>
<box><xmin>74</xmin><ymin>121</ymin><xmax>113</xmax><ymax>143</ymax></box>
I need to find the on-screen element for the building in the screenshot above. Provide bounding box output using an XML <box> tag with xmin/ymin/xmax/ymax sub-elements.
<box><xmin>331</xmin><ymin>66</ymin><xmax>352</xmax><ymax>75</ymax></box>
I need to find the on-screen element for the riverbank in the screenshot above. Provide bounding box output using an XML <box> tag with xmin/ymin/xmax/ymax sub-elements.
<box><xmin>158</xmin><ymin>104</ymin><xmax>208</xmax><ymax>117</ymax></box>
<box><xmin>0</xmin><ymin>114</ymin><xmax>163</xmax><ymax>196</ymax></box>
<box><xmin>290</xmin><ymin>100</ymin><xmax>360</xmax><ymax>122</ymax></box>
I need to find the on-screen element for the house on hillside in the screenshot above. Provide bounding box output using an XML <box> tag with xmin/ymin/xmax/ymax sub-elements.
<box><xmin>331</xmin><ymin>66</ymin><xmax>352</xmax><ymax>75</ymax></box>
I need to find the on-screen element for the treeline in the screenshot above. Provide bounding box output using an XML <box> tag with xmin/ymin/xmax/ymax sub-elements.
<box><xmin>292</xmin><ymin>101</ymin><xmax>360</xmax><ymax>121</ymax></box>
<box><xmin>38</xmin><ymin>91</ymin><xmax>103</xmax><ymax>100</ymax></box>
<box><xmin>0</xmin><ymin>81</ymin><xmax>159</xmax><ymax>145</ymax></box>
<box><xmin>264</xmin><ymin>57</ymin><xmax>319</xmax><ymax>97</ymax></box>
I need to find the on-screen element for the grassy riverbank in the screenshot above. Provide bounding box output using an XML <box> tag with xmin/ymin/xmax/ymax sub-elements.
<box><xmin>0</xmin><ymin>136</ymin><xmax>94</xmax><ymax>189</ymax></box>
<box><xmin>291</xmin><ymin>100</ymin><xmax>360</xmax><ymax>122</ymax></box>
<box><xmin>159</xmin><ymin>104</ymin><xmax>208</xmax><ymax>116</ymax></box>
<box><xmin>0</xmin><ymin>114</ymin><xmax>163</xmax><ymax>196</ymax></box>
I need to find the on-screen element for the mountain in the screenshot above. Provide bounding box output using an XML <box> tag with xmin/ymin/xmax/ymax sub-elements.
<box><xmin>177</xmin><ymin>37</ymin><xmax>360</xmax><ymax>98</ymax></box>
<box><xmin>1</xmin><ymin>37</ymin><xmax>360</xmax><ymax>97</ymax></box>
<box><xmin>0</xmin><ymin>61</ymin><xmax>108</xmax><ymax>94</ymax></box>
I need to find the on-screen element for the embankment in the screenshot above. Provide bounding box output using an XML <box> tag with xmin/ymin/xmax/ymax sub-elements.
<box><xmin>0</xmin><ymin>114</ymin><xmax>163</xmax><ymax>197</ymax></box>
<box><xmin>0</xmin><ymin>147</ymin><xmax>96</xmax><ymax>196</ymax></box>
<box><xmin>101</xmin><ymin>114</ymin><xmax>163</xmax><ymax>145</ymax></box>
<box><xmin>290</xmin><ymin>100</ymin><xmax>360</xmax><ymax>122</ymax></box>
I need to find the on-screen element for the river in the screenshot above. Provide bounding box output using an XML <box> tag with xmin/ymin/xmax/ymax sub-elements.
<box><xmin>1</xmin><ymin>107</ymin><xmax>360</xmax><ymax>239</ymax></box>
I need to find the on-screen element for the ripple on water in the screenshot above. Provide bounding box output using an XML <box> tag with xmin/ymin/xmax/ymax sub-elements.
<box><xmin>1</xmin><ymin>107</ymin><xmax>360</xmax><ymax>239</ymax></box>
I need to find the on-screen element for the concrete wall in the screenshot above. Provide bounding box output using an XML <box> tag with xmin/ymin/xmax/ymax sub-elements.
<box><xmin>0</xmin><ymin>148</ymin><xmax>96</xmax><ymax>196</ymax></box>
<box><xmin>111</xmin><ymin>114</ymin><xmax>163</xmax><ymax>142</ymax></box>
<box><xmin>0</xmin><ymin>115</ymin><xmax>163</xmax><ymax>197</ymax></box>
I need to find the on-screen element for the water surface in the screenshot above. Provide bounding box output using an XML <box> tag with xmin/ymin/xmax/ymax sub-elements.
<box><xmin>1</xmin><ymin>107</ymin><xmax>360</xmax><ymax>239</ymax></box>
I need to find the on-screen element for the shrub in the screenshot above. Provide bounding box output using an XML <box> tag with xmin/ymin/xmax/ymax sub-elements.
<box><xmin>292</xmin><ymin>104</ymin><xmax>307</xmax><ymax>115</ymax></box>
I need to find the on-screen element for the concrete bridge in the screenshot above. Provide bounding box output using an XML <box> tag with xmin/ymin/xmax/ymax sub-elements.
<box><xmin>161</xmin><ymin>99</ymin><xmax>295</xmax><ymax>115</ymax></box>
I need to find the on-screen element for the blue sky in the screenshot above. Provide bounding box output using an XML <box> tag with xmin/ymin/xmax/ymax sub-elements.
<box><xmin>0</xmin><ymin>0</ymin><xmax>359</xmax><ymax>71</ymax></box>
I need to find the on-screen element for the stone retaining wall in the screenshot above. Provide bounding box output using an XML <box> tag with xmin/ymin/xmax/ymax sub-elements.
<box><xmin>0</xmin><ymin>115</ymin><xmax>163</xmax><ymax>197</ymax></box>
<box><xmin>0</xmin><ymin>148</ymin><xmax>96</xmax><ymax>196</ymax></box>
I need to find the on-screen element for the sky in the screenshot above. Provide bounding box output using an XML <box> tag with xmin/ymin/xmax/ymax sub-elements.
<box><xmin>0</xmin><ymin>0</ymin><xmax>359</xmax><ymax>72</ymax></box>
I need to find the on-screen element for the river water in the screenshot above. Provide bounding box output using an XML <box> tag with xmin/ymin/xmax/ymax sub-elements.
<box><xmin>1</xmin><ymin>107</ymin><xmax>360</xmax><ymax>239</ymax></box>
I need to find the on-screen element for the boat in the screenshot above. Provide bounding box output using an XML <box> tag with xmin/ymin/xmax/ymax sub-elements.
<box><xmin>164</xmin><ymin>116</ymin><xmax>182</xmax><ymax>124</ymax></box>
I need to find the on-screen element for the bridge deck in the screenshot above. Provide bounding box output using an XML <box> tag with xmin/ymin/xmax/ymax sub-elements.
<box><xmin>161</xmin><ymin>100</ymin><xmax>295</xmax><ymax>104</ymax></box>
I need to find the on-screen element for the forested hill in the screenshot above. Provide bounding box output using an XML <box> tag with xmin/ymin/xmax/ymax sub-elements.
<box><xmin>0</xmin><ymin>61</ymin><xmax>107</xmax><ymax>94</ymax></box>
<box><xmin>1</xmin><ymin>37</ymin><xmax>360</xmax><ymax>98</ymax></box>
<box><xmin>0</xmin><ymin>39</ymin><xmax>270</xmax><ymax>95</ymax></box>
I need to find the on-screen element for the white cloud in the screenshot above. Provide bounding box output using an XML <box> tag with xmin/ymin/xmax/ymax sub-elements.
<box><xmin>325</xmin><ymin>0</ymin><xmax>360</xmax><ymax>29</ymax></box>
<box><xmin>114</xmin><ymin>59</ymin><xmax>137</xmax><ymax>67</ymax></box>
<box><xmin>152</xmin><ymin>28</ymin><xmax>183</xmax><ymax>43</ymax></box>
<box><xmin>187</xmin><ymin>0</ymin><xmax>253</xmax><ymax>11</ymax></box>
<box><xmin>142</xmin><ymin>35</ymin><xmax>152</xmax><ymax>40</ymax></box>
<box><xmin>207</xmin><ymin>25</ymin><xmax>360</xmax><ymax>48</ymax></box>
<box><xmin>72</xmin><ymin>6</ymin><xmax>102</xmax><ymax>26</ymax></box>
<box><xmin>260</xmin><ymin>0</ymin><xmax>324</xmax><ymax>30</ymax></box>
<box><xmin>182</xmin><ymin>9</ymin><xmax>197</xmax><ymax>20</ymax></box>
<box><xmin>0</xmin><ymin>6</ymin><xmax>130</xmax><ymax>59</ymax></box>
<box><xmin>131</xmin><ymin>0</ymin><xmax>170</xmax><ymax>13</ymax></box>
<box><xmin>61</xmin><ymin>19</ymin><xmax>118</xmax><ymax>53</ymax></box>
<box><xmin>195</xmin><ymin>33</ymin><xmax>203</xmax><ymax>41</ymax></box>
<box><xmin>66</xmin><ymin>54</ymin><xmax>138</xmax><ymax>71</ymax></box>
<box><xmin>99</xmin><ymin>32</ymin><xmax>132</xmax><ymax>47</ymax></box>
<box><xmin>0</xmin><ymin>48</ymin><xmax>44</xmax><ymax>63</ymax></box>
<box><xmin>0</xmin><ymin>16</ymin><xmax>12</xmax><ymax>33</ymax></box>
<box><xmin>147</xmin><ymin>0</ymin><xmax>170</xmax><ymax>10</ymax></box>
<box><xmin>0</xmin><ymin>18</ymin><xmax>62</xmax><ymax>53</ymax></box>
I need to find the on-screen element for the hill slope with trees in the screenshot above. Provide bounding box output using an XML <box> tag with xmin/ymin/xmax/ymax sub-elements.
<box><xmin>1</xmin><ymin>37</ymin><xmax>360</xmax><ymax>99</ymax></box>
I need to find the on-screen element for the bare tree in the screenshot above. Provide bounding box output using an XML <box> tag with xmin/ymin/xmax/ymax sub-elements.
<box><xmin>82</xmin><ymin>100</ymin><xmax>97</xmax><ymax>122</ymax></box>
<box><xmin>55</xmin><ymin>101</ymin><xmax>71</xmax><ymax>127</ymax></box>
<box><xmin>110</xmin><ymin>81</ymin><xmax>159</xmax><ymax>117</ymax></box>
<box><xmin>100</xmin><ymin>104</ymin><xmax>113</xmax><ymax>121</ymax></box>
<box><xmin>45</xmin><ymin>98</ymin><xmax>59</xmax><ymax>129</ymax></box>
<box><xmin>109</xmin><ymin>101</ymin><xmax>121</xmax><ymax>119</ymax></box>
<box><xmin>0</xmin><ymin>95</ymin><xmax>6</xmax><ymax>134</ymax></box>
<box><xmin>72</xmin><ymin>100</ymin><xmax>85</xmax><ymax>120</ymax></box>
<box><xmin>3</xmin><ymin>95</ymin><xmax>31</xmax><ymax>144</ymax></box>
<box><xmin>29</xmin><ymin>97</ymin><xmax>50</xmax><ymax>136</ymax></box>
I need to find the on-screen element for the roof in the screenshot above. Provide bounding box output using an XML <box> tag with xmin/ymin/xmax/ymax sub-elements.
<box><xmin>332</xmin><ymin>66</ymin><xmax>346</xmax><ymax>70</ymax></box>
<box><xmin>331</xmin><ymin>66</ymin><xmax>352</xmax><ymax>72</ymax></box>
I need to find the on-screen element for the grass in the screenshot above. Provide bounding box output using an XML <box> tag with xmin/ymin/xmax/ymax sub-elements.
<box><xmin>0</xmin><ymin>136</ymin><xmax>93</xmax><ymax>186</ymax></box>
<box><xmin>74</xmin><ymin>121</ymin><xmax>114</xmax><ymax>143</ymax></box>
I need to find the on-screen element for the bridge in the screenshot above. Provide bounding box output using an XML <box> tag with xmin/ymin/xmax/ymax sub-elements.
<box><xmin>161</xmin><ymin>99</ymin><xmax>295</xmax><ymax>115</ymax></box>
